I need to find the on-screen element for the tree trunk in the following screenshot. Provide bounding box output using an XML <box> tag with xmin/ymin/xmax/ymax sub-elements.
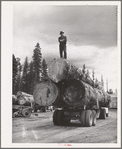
<box><xmin>61</xmin><ymin>79</ymin><xmax>111</xmax><ymax>109</ymax></box>
<box><xmin>16</xmin><ymin>91</ymin><xmax>33</xmax><ymax>98</ymax></box>
<box><xmin>33</xmin><ymin>79</ymin><xmax>64</xmax><ymax>107</ymax></box>
<box><xmin>33</xmin><ymin>59</ymin><xmax>111</xmax><ymax>109</ymax></box>
<box><xmin>33</xmin><ymin>79</ymin><xmax>111</xmax><ymax>109</ymax></box>
<box><xmin>12</xmin><ymin>95</ymin><xmax>18</xmax><ymax>105</ymax></box>
<box><xmin>16</xmin><ymin>91</ymin><xmax>34</xmax><ymax>107</ymax></box>
<box><xmin>48</xmin><ymin>58</ymin><xmax>94</xmax><ymax>87</ymax></box>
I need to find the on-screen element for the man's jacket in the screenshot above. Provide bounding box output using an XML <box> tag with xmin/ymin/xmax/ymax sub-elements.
<box><xmin>58</xmin><ymin>36</ymin><xmax>67</xmax><ymax>45</ymax></box>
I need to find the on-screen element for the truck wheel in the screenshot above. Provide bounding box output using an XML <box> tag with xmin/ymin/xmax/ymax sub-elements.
<box><xmin>102</xmin><ymin>109</ymin><xmax>106</xmax><ymax>119</ymax></box>
<box><xmin>99</xmin><ymin>109</ymin><xmax>106</xmax><ymax>119</ymax></box>
<box><xmin>64</xmin><ymin>118</ymin><xmax>70</xmax><ymax>125</ymax></box>
<box><xmin>80</xmin><ymin>110</ymin><xmax>86</xmax><ymax>126</ymax></box>
<box><xmin>53</xmin><ymin>110</ymin><xmax>59</xmax><ymax>125</ymax></box>
<box><xmin>85</xmin><ymin>110</ymin><xmax>93</xmax><ymax>127</ymax></box>
<box><xmin>92</xmin><ymin>110</ymin><xmax>97</xmax><ymax>126</ymax></box>
<box><xmin>57</xmin><ymin>110</ymin><xmax>64</xmax><ymax>125</ymax></box>
<box><xmin>22</xmin><ymin>108</ymin><xmax>31</xmax><ymax>117</ymax></box>
<box><xmin>96</xmin><ymin>109</ymin><xmax>100</xmax><ymax>119</ymax></box>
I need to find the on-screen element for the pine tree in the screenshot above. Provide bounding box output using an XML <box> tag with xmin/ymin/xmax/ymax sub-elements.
<box><xmin>101</xmin><ymin>75</ymin><xmax>104</xmax><ymax>90</ymax></box>
<box><xmin>92</xmin><ymin>69</ymin><xmax>95</xmax><ymax>81</ymax></box>
<box><xmin>42</xmin><ymin>59</ymin><xmax>48</xmax><ymax>79</ymax></box>
<box><xmin>82</xmin><ymin>64</ymin><xmax>86</xmax><ymax>74</ymax></box>
<box><xmin>13</xmin><ymin>54</ymin><xmax>18</xmax><ymax>94</ymax></box>
<box><xmin>15</xmin><ymin>62</ymin><xmax>22</xmax><ymax>93</ymax></box>
<box><xmin>92</xmin><ymin>69</ymin><xmax>95</xmax><ymax>87</ymax></box>
<box><xmin>33</xmin><ymin>43</ymin><xmax>42</xmax><ymax>83</ymax></box>
<box><xmin>95</xmin><ymin>78</ymin><xmax>99</xmax><ymax>88</ymax></box>
<box><xmin>27</xmin><ymin>61</ymin><xmax>35</xmax><ymax>94</ymax></box>
<box><xmin>21</xmin><ymin>57</ymin><xmax>29</xmax><ymax>93</ymax></box>
<box><xmin>13</xmin><ymin>55</ymin><xmax>22</xmax><ymax>94</ymax></box>
<box><xmin>86</xmin><ymin>69</ymin><xmax>90</xmax><ymax>78</ymax></box>
<box><xmin>106</xmin><ymin>78</ymin><xmax>108</xmax><ymax>92</ymax></box>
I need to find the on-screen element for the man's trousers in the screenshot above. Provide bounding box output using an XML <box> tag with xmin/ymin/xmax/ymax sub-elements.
<box><xmin>59</xmin><ymin>44</ymin><xmax>67</xmax><ymax>59</ymax></box>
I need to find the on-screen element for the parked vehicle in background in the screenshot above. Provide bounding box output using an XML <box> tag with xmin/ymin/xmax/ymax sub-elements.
<box><xmin>12</xmin><ymin>94</ymin><xmax>32</xmax><ymax>118</ymax></box>
<box><xmin>33</xmin><ymin>102</ymin><xmax>47</xmax><ymax>112</ymax></box>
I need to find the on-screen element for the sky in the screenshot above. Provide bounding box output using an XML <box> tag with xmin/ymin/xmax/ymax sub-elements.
<box><xmin>13</xmin><ymin>3</ymin><xmax>119</xmax><ymax>92</ymax></box>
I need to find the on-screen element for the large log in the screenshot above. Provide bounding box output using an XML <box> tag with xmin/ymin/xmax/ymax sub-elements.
<box><xmin>16</xmin><ymin>91</ymin><xmax>33</xmax><ymax>98</ymax></box>
<box><xmin>16</xmin><ymin>91</ymin><xmax>34</xmax><ymax>106</ymax></box>
<box><xmin>48</xmin><ymin>58</ymin><xmax>94</xmax><ymax>87</ymax></box>
<box><xmin>33</xmin><ymin>79</ymin><xmax>65</xmax><ymax>107</ymax></box>
<box><xmin>12</xmin><ymin>95</ymin><xmax>18</xmax><ymax>105</ymax></box>
<box><xmin>33</xmin><ymin>58</ymin><xmax>110</xmax><ymax>109</ymax></box>
<box><xmin>61</xmin><ymin>79</ymin><xmax>111</xmax><ymax>109</ymax></box>
<box><xmin>33</xmin><ymin>79</ymin><xmax>111</xmax><ymax>109</ymax></box>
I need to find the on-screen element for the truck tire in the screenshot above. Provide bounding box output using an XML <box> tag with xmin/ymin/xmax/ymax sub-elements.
<box><xmin>85</xmin><ymin>110</ymin><xmax>93</xmax><ymax>127</ymax></box>
<box><xmin>64</xmin><ymin>118</ymin><xmax>70</xmax><ymax>125</ymax></box>
<box><xmin>96</xmin><ymin>109</ymin><xmax>100</xmax><ymax>119</ymax></box>
<box><xmin>80</xmin><ymin>110</ymin><xmax>86</xmax><ymax>126</ymax></box>
<box><xmin>99</xmin><ymin>109</ymin><xmax>106</xmax><ymax>119</ymax></box>
<box><xmin>22</xmin><ymin>108</ymin><xmax>31</xmax><ymax>117</ymax></box>
<box><xmin>102</xmin><ymin>109</ymin><xmax>106</xmax><ymax>119</ymax></box>
<box><xmin>106</xmin><ymin>107</ymin><xmax>109</xmax><ymax>117</ymax></box>
<box><xmin>92</xmin><ymin>110</ymin><xmax>97</xmax><ymax>126</ymax></box>
<box><xmin>53</xmin><ymin>109</ymin><xmax>59</xmax><ymax>125</ymax></box>
<box><xmin>57</xmin><ymin>110</ymin><xmax>64</xmax><ymax>125</ymax></box>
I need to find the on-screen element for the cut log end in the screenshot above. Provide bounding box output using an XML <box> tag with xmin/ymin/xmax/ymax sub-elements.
<box><xmin>48</xmin><ymin>58</ymin><xmax>68</xmax><ymax>83</ymax></box>
<box><xmin>62</xmin><ymin>80</ymin><xmax>85</xmax><ymax>106</ymax></box>
<box><xmin>61</xmin><ymin>79</ymin><xmax>110</xmax><ymax>109</ymax></box>
<box><xmin>33</xmin><ymin>79</ymin><xmax>59</xmax><ymax>106</ymax></box>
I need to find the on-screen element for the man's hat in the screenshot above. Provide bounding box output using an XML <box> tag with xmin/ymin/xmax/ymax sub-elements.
<box><xmin>60</xmin><ymin>31</ymin><xmax>64</xmax><ymax>34</ymax></box>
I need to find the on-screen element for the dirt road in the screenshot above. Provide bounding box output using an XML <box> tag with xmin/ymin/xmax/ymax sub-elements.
<box><xmin>12</xmin><ymin>109</ymin><xmax>117</xmax><ymax>143</ymax></box>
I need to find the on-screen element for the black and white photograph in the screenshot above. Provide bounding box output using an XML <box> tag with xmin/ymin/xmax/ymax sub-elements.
<box><xmin>1</xmin><ymin>1</ymin><xmax>121</xmax><ymax>148</ymax></box>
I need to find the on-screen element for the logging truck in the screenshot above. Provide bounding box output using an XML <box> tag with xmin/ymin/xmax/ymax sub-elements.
<box><xmin>33</xmin><ymin>59</ymin><xmax>111</xmax><ymax>127</ymax></box>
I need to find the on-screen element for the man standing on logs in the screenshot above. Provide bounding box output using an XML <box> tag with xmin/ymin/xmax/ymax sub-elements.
<box><xmin>58</xmin><ymin>31</ymin><xmax>67</xmax><ymax>59</ymax></box>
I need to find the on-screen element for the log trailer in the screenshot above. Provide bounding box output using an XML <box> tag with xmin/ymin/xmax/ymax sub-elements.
<box><xmin>12</xmin><ymin>91</ymin><xmax>47</xmax><ymax>117</ymax></box>
<box><xmin>12</xmin><ymin>105</ymin><xmax>32</xmax><ymax>118</ymax></box>
<box><xmin>33</xmin><ymin>59</ymin><xmax>111</xmax><ymax>127</ymax></box>
<box><xmin>12</xmin><ymin>92</ymin><xmax>34</xmax><ymax>117</ymax></box>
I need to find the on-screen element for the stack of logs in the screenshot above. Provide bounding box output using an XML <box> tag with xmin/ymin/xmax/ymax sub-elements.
<box><xmin>12</xmin><ymin>91</ymin><xmax>34</xmax><ymax>107</ymax></box>
<box><xmin>33</xmin><ymin>58</ymin><xmax>111</xmax><ymax>109</ymax></box>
